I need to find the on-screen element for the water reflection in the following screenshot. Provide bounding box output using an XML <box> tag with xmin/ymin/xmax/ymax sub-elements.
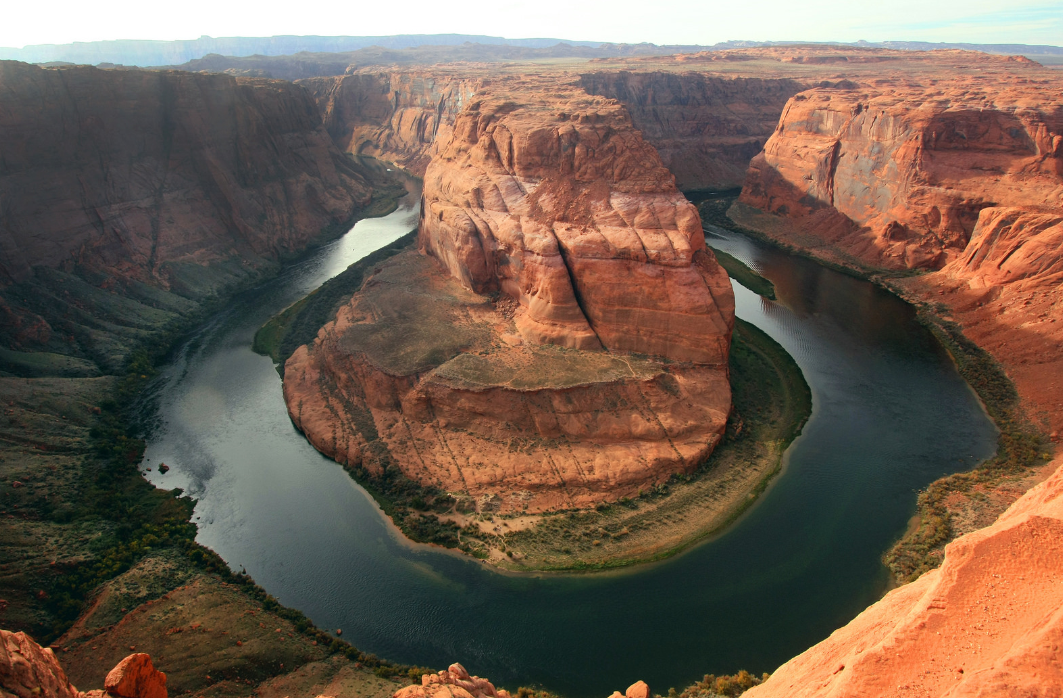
<box><xmin>135</xmin><ymin>192</ymin><xmax>997</xmax><ymax>698</ymax></box>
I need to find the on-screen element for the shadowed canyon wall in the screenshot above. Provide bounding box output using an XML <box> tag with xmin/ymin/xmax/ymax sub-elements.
<box><xmin>301</xmin><ymin>72</ymin><xmax>481</xmax><ymax>175</ymax></box>
<box><xmin>577</xmin><ymin>72</ymin><xmax>805</xmax><ymax>191</ymax></box>
<box><xmin>0</xmin><ymin>61</ymin><xmax>379</xmax><ymax>371</ymax></box>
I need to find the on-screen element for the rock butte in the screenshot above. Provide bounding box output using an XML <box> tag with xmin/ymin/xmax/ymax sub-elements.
<box><xmin>283</xmin><ymin>86</ymin><xmax>735</xmax><ymax>512</ymax></box>
<box><xmin>289</xmin><ymin>49</ymin><xmax>1063</xmax><ymax>693</ymax></box>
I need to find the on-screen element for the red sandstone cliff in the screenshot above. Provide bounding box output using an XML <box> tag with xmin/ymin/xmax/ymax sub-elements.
<box><xmin>578</xmin><ymin>72</ymin><xmax>805</xmax><ymax>190</ymax></box>
<box><xmin>0</xmin><ymin>61</ymin><xmax>374</xmax><ymax>290</ymax></box>
<box><xmin>301</xmin><ymin>71</ymin><xmax>480</xmax><ymax>175</ymax></box>
<box><xmin>734</xmin><ymin>64</ymin><xmax>1063</xmax><ymax>698</ymax></box>
<box><xmin>739</xmin><ymin>76</ymin><xmax>1063</xmax><ymax>270</ymax></box>
<box><xmin>420</xmin><ymin>91</ymin><xmax>734</xmax><ymax>362</ymax></box>
<box><xmin>283</xmin><ymin>86</ymin><xmax>734</xmax><ymax>512</ymax></box>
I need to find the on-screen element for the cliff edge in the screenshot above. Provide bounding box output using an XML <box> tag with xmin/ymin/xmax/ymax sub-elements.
<box><xmin>282</xmin><ymin>85</ymin><xmax>735</xmax><ymax>513</ymax></box>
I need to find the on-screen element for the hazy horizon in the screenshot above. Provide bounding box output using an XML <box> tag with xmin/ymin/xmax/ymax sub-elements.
<box><xmin>3</xmin><ymin>0</ymin><xmax>1061</xmax><ymax>50</ymax></box>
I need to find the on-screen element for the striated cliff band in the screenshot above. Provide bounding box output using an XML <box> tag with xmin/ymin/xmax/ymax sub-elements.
<box><xmin>282</xmin><ymin>85</ymin><xmax>736</xmax><ymax>513</ymax></box>
<box><xmin>0</xmin><ymin>60</ymin><xmax>391</xmax><ymax>373</ymax></box>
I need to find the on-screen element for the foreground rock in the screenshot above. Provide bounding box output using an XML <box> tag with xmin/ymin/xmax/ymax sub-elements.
<box><xmin>747</xmin><ymin>451</ymin><xmax>1063</xmax><ymax>697</ymax></box>
<box><xmin>284</xmin><ymin>86</ymin><xmax>734</xmax><ymax>512</ymax></box>
<box><xmin>0</xmin><ymin>630</ymin><xmax>166</xmax><ymax>698</ymax></box>
<box><xmin>394</xmin><ymin>663</ymin><xmax>510</xmax><ymax>698</ymax></box>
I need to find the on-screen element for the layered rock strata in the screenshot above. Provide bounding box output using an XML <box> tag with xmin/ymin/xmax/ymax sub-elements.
<box><xmin>0</xmin><ymin>61</ymin><xmax>374</xmax><ymax>289</ymax></box>
<box><xmin>284</xmin><ymin>89</ymin><xmax>734</xmax><ymax>512</ymax></box>
<box><xmin>301</xmin><ymin>72</ymin><xmax>481</xmax><ymax>175</ymax></box>
<box><xmin>739</xmin><ymin>76</ymin><xmax>1063</xmax><ymax>270</ymax></box>
<box><xmin>736</xmin><ymin>64</ymin><xmax>1063</xmax><ymax>698</ymax></box>
<box><xmin>578</xmin><ymin>72</ymin><xmax>805</xmax><ymax>190</ymax></box>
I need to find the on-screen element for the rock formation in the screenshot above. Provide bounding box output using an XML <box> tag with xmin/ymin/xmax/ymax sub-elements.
<box><xmin>606</xmin><ymin>680</ymin><xmax>651</xmax><ymax>698</ymax></box>
<box><xmin>578</xmin><ymin>72</ymin><xmax>805</xmax><ymax>190</ymax></box>
<box><xmin>283</xmin><ymin>86</ymin><xmax>734</xmax><ymax>512</ymax></box>
<box><xmin>420</xmin><ymin>92</ymin><xmax>734</xmax><ymax>362</ymax></box>
<box><xmin>732</xmin><ymin>55</ymin><xmax>1063</xmax><ymax>698</ymax></box>
<box><xmin>0</xmin><ymin>630</ymin><xmax>81</xmax><ymax>698</ymax></box>
<box><xmin>0</xmin><ymin>630</ymin><xmax>166</xmax><ymax>698</ymax></box>
<box><xmin>746</xmin><ymin>450</ymin><xmax>1063</xmax><ymax>697</ymax></box>
<box><xmin>0</xmin><ymin>60</ymin><xmax>374</xmax><ymax>291</ymax></box>
<box><xmin>301</xmin><ymin>71</ymin><xmax>481</xmax><ymax>175</ymax></box>
<box><xmin>739</xmin><ymin>74</ymin><xmax>1063</xmax><ymax>270</ymax></box>
<box><xmin>395</xmin><ymin>663</ymin><xmax>510</xmax><ymax>698</ymax></box>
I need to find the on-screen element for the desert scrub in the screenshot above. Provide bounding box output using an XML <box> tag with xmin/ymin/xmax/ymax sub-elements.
<box><xmin>482</xmin><ymin>318</ymin><xmax>811</xmax><ymax>571</ymax></box>
<box><xmin>708</xmin><ymin>248</ymin><xmax>776</xmax><ymax>300</ymax></box>
<box><xmin>662</xmin><ymin>670</ymin><xmax>769</xmax><ymax>698</ymax></box>
<box><xmin>883</xmin><ymin>311</ymin><xmax>1050</xmax><ymax>582</ymax></box>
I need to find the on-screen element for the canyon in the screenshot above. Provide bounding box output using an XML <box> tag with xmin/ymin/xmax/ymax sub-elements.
<box><xmin>1</xmin><ymin>41</ymin><xmax>1062</xmax><ymax>698</ymax></box>
<box><xmin>283</xmin><ymin>82</ymin><xmax>736</xmax><ymax>513</ymax></box>
<box><xmin>0</xmin><ymin>60</ymin><xmax>390</xmax><ymax>373</ymax></box>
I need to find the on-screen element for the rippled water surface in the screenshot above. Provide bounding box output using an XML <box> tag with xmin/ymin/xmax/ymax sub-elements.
<box><xmin>137</xmin><ymin>191</ymin><xmax>997</xmax><ymax>697</ymax></box>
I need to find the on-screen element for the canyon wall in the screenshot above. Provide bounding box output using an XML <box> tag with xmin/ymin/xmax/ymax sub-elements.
<box><xmin>736</xmin><ymin>64</ymin><xmax>1063</xmax><ymax>697</ymax></box>
<box><xmin>301</xmin><ymin>71</ymin><xmax>481</xmax><ymax>175</ymax></box>
<box><xmin>283</xmin><ymin>85</ymin><xmax>735</xmax><ymax>512</ymax></box>
<box><xmin>0</xmin><ymin>61</ymin><xmax>379</xmax><ymax>371</ymax></box>
<box><xmin>0</xmin><ymin>61</ymin><xmax>375</xmax><ymax>289</ymax></box>
<box><xmin>739</xmin><ymin>77</ymin><xmax>1063</xmax><ymax>269</ymax></box>
<box><xmin>578</xmin><ymin>72</ymin><xmax>804</xmax><ymax>191</ymax></box>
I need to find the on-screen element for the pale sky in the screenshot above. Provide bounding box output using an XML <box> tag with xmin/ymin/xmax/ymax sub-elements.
<box><xmin>2</xmin><ymin>0</ymin><xmax>1061</xmax><ymax>48</ymax></box>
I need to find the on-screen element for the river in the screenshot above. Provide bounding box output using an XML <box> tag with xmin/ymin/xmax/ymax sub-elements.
<box><xmin>136</xmin><ymin>187</ymin><xmax>998</xmax><ymax>697</ymax></box>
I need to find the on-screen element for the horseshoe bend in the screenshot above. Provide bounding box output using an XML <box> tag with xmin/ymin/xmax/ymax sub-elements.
<box><xmin>281</xmin><ymin>87</ymin><xmax>737</xmax><ymax>516</ymax></box>
<box><xmin>0</xmin><ymin>34</ymin><xmax>1062</xmax><ymax>698</ymax></box>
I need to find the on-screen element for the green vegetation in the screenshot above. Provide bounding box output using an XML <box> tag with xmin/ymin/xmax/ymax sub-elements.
<box><xmin>253</xmin><ymin>231</ymin><xmax>418</xmax><ymax>369</ymax></box>
<box><xmin>469</xmin><ymin>319</ymin><xmax>811</xmax><ymax>571</ymax></box>
<box><xmin>883</xmin><ymin>311</ymin><xmax>1050</xmax><ymax>582</ymax></box>
<box><xmin>709</xmin><ymin>248</ymin><xmax>776</xmax><ymax>300</ymax></box>
<box><xmin>663</xmin><ymin>671</ymin><xmax>770</xmax><ymax>698</ymax></box>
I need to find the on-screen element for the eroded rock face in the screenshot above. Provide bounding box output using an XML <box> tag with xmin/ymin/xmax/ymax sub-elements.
<box><xmin>0</xmin><ymin>630</ymin><xmax>80</xmax><ymax>698</ymax></box>
<box><xmin>735</xmin><ymin>61</ymin><xmax>1063</xmax><ymax>698</ymax></box>
<box><xmin>103</xmin><ymin>655</ymin><xmax>166</xmax><ymax>698</ymax></box>
<box><xmin>283</xmin><ymin>87</ymin><xmax>734</xmax><ymax>512</ymax></box>
<box><xmin>578</xmin><ymin>72</ymin><xmax>805</xmax><ymax>190</ymax></box>
<box><xmin>420</xmin><ymin>92</ymin><xmax>734</xmax><ymax>364</ymax></box>
<box><xmin>746</xmin><ymin>451</ymin><xmax>1063</xmax><ymax>697</ymax></box>
<box><xmin>0</xmin><ymin>61</ymin><xmax>373</xmax><ymax>290</ymax></box>
<box><xmin>283</xmin><ymin>250</ymin><xmax>731</xmax><ymax>513</ymax></box>
<box><xmin>740</xmin><ymin>77</ymin><xmax>1063</xmax><ymax>269</ymax></box>
<box><xmin>301</xmin><ymin>71</ymin><xmax>480</xmax><ymax>175</ymax></box>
